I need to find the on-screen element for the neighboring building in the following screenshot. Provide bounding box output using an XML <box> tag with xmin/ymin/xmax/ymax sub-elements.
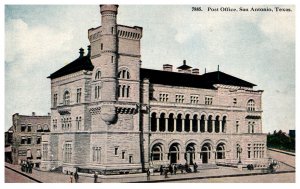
<box><xmin>289</xmin><ymin>130</ymin><xmax>295</xmax><ymax>138</ymax></box>
<box><xmin>5</xmin><ymin>127</ymin><xmax>13</xmax><ymax>163</ymax></box>
<box><xmin>11</xmin><ymin>112</ymin><xmax>51</xmax><ymax>167</ymax></box>
<box><xmin>41</xmin><ymin>5</ymin><xmax>267</xmax><ymax>174</ymax></box>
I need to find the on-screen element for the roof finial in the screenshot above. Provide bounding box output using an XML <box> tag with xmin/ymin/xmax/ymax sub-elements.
<box><xmin>79</xmin><ymin>48</ymin><xmax>84</xmax><ymax>57</ymax></box>
<box><xmin>183</xmin><ymin>60</ymin><xmax>186</xmax><ymax>65</ymax></box>
<box><xmin>87</xmin><ymin>45</ymin><xmax>91</xmax><ymax>57</ymax></box>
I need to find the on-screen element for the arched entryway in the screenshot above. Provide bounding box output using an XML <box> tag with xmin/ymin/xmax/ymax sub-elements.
<box><xmin>186</xmin><ymin>143</ymin><xmax>196</xmax><ymax>165</ymax></box>
<box><xmin>169</xmin><ymin>143</ymin><xmax>180</xmax><ymax>164</ymax></box>
<box><xmin>201</xmin><ymin>143</ymin><xmax>212</xmax><ymax>164</ymax></box>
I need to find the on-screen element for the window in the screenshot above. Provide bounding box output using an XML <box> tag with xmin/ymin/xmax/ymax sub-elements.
<box><xmin>118</xmin><ymin>85</ymin><xmax>130</xmax><ymax>98</ymax></box>
<box><xmin>253</xmin><ymin>143</ymin><xmax>264</xmax><ymax>158</ymax></box>
<box><xmin>92</xmin><ymin>147</ymin><xmax>101</xmax><ymax>163</ymax></box>
<box><xmin>64</xmin><ymin>142</ymin><xmax>72</xmax><ymax>163</ymax></box>
<box><xmin>152</xmin><ymin>144</ymin><xmax>163</xmax><ymax>161</ymax></box>
<box><xmin>36</xmin><ymin>136</ymin><xmax>41</xmax><ymax>144</ymax></box>
<box><xmin>37</xmin><ymin>124</ymin><xmax>42</xmax><ymax>132</ymax></box>
<box><xmin>247</xmin><ymin>144</ymin><xmax>251</xmax><ymax>158</ymax></box>
<box><xmin>111</xmin><ymin>56</ymin><xmax>114</xmax><ymax>63</ymax></box>
<box><xmin>27</xmin><ymin>137</ymin><xmax>32</xmax><ymax>144</ymax></box>
<box><xmin>95</xmin><ymin>70</ymin><xmax>101</xmax><ymax>80</ymax></box>
<box><xmin>248</xmin><ymin>122</ymin><xmax>255</xmax><ymax>133</ymax></box>
<box><xmin>122</xmin><ymin>151</ymin><xmax>125</xmax><ymax>159</ymax></box>
<box><xmin>111</xmin><ymin>27</ymin><xmax>114</xmax><ymax>34</ymax></box>
<box><xmin>42</xmin><ymin>143</ymin><xmax>48</xmax><ymax>160</ymax></box>
<box><xmin>159</xmin><ymin>93</ymin><xmax>169</xmax><ymax>102</ymax></box>
<box><xmin>53</xmin><ymin>94</ymin><xmax>58</xmax><ymax>107</ymax></box>
<box><xmin>233</xmin><ymin>98</ymin><xmax>237</xmax><ymax>105</ymax></box>
<box><xmin>53</xmin><ymin>120</ymin><xmax>57</xmax><ymax>130</ymax></box>
<box><xmin>247</xmin><ymin>99</ymin><xmax>255</xmax><ymax>111</ymax></box>
<box><xmin>114</xmin><ymin>147</ymin><xmax>118</xmax><ymax>155</ymax></box>
<box><xmin>129</xmin><ymin>155</ymin><xmax>133</xmax><ymax>163</ymax></box>
<box><xmin>101</xmin><ymin>43</ymin><xmax>103</xmax><ymax>50</ymax></box>
<box><xmin>118</xmin><ymin>69</ymin><xmax>130</xmax><ymax>79</ymax></box>
<box><xmin>21</xmin><ymin>136</ymin><xmax>26</xmax><ymax>144</ymax></box>
<box><xmin>95</xmin><ymin>85</ymin><xmax>101</xmax><ymax>99</ymax></box>
<box><xmin>61</xmin><ymin>116</ymin><xmax>71</xmax><ymax>131</ymax></box>
<box><xmin>36</xmin><ymin>149</ymin><xmax>41</xmax><ymax>159</ymax></box>
<box><xmin>76</xmin><ymin>117</ymin><xmax>82</xmax><ymax>130</ymax></box>
<box><xmin>76</xmin><ymin>88</ymin><xmax>82</xmax><ymax>103</ymax></box>
<box><xmin>236</xmin><ymin>121</ymin><xmax>239</xmax><ymax>133</ymax></box>
<box><xmin>21</xmin><ymin>125</ymin><xmax>26</xmax><ymax>132</ymax></box>
<box><xmin>205</xmin><ymin>96</ymin><xmax>213</xmax><ymax>105</ymax></box>
<box><xmin>63</xmin><ymin>91</ymin><xmax>70</xmax><ymax>105</ymax></box>
<box><xmin>190</xmin><ymin>95</ymin><xmax>199</xmax><ymax>104</ymax></box>
<box><xmin>175</xmin><ymin>94</ymin><xmax>184</xmax><ymax>103</ymax></box>
<box><xmin>27</xmin><ymin>125</ymin><xmax>32</xmax><ymax>132</ymax></box>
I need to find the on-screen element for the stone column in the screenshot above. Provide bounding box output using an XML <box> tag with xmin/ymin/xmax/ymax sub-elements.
<box><xmin>165</xmin><ymin>118</ymin><xmax>168</xmax><ymax>132</ymax></box>
<box><xmin>174</xmin><ymin>118</ymin><xmax>177</xmax><ymax>132</ymax></box>
<box><xmin>156</xmin><ymin>118</ymin><xmax>160</xmax><ymax>132</ymax></box>
<box><xmin>212</xmin><ymin>120</ymin><xmax>215</xmax><ymax>133</ymax></box>
<box><xmin>219</xmin><ymin>120</ymin><xmax>222</xmax><ymax>133</ymax></box>
<box><xmin>198</xmin><ymin>119</ymin><xmax>201</xmax><ymax>133</ymax></box>
<box><xmin>190</xmin><ymin>119</ymin><xmax>193</xmax><ymax>132</ymax></box>
<box><xmin>182</xmin><ymin>119</ymin><xmax>185</xmax><ymax>132</ymax></box>
<box><xmin>204</xmin><ymin>120</ymin><xmax>208</xmax><ymax>132</ymax></box>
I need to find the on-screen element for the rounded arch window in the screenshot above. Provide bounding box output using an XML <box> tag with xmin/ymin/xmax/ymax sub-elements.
<box><xmin>95</xmin><ymin>70</ymin><xmax>101</xmax><ymax>80</ymax></box>
<box><xmin>247</xmin><ymin>99</ymin><xmax>255</xmax><ymax>111</ymax></box>
<box><xmin>63</xmin><ymin>91</ymin><xmax>70</xmax><ymax>105</ymax></box>
<box><xmin>118</xmin><ymin>68</ymin><xmax>130</xmax><ymax>79</ymax></box>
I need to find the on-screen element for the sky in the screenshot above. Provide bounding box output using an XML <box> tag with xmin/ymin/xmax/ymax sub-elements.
<box><xmin>4</xmin><ymin>4</ymin><xmax>295</xmax><ymax>134</ymax></box>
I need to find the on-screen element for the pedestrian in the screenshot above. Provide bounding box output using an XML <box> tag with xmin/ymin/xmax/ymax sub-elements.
<box><xmin>94</xmin><ymin>172</ymin><xmax>98</xmax><ymax>183</ymax></box>
<box><xmin>74</xmin><ymin>171</ymin><xmax>79</xmax><ymax>183</ymax></box>
<box><xmin>169</xmin><ymin>164</ymin><xmax>173</xmax><ymax>175</ymax></box>
<box><xmin>159</xmin><ymin>165</ymin><xmax>163</xmax><ymax>175</ymax></box>
<box><xmin>174</xmin><ymin>165</ymin><xmax>177</xmax><ymax>175</ymax></box>
<box><xmin>146</xmin><ymin>169</ymin><xmax>150</xmax><ymax>181</ymax></box>
<box><xmin>70</xmin><ymin>172</ymin><xmax>73</xmax><ymax>183</ymax></box>
<box><xmin>185</xmin><ymin>162</ymin><xmax>189</xmax><ymax>173</ymax></box>
<box><xmin>164</xmin><ymin>169</ymin><xmax>168</xmax><ymax>178</ymax></box>
<box><xmin>25</xmin><ymin>161</ymin><xmax>29</xmax><ymax>173</ymax></box>
<box><xmin>193</xmin><ymin>162</ymin><xmax>198</xmax><ymax>173</ymax></box>
<box><xmin>28</xmin><ymin>162</ymin><xmax>32</xmax><ymax>174</ymax></box>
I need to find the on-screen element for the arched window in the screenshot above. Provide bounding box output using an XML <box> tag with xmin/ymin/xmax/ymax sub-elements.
<box><xmin>151</xmin><ymin>112</ymin><xmax>157</xmax><ymax>132</ymax></box>
<box><xmin>152</xmin><ymin>144</ymin><xmax>163</xmax><ymax>161</ymax></box>
<box><xmin>216</xmin><ymin>143</ymin><xmax>226</xmax><ymax>159</ymax></box>
<box><xmin>118</xmin><ymin>69</ymin><xmax>130</xmax><ymax>79</ymax></box>
<box><xmin>95</xmin><ymin>70</ymin><xmax>101</xmax><ymax>80</ymax></box>
<box><xmin>64</xmin><ymin>91</ymin><xmax>70</xmax><ymax>105</ymax></box>
<box><xmin>247</xmin><ymin>99</ymin><xmax>255</xmax><ymax>111</ymax></box>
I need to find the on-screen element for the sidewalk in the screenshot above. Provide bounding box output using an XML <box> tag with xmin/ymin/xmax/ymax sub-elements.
<box><xmin>5</xmin><ymin>162</ymin><xmax>295</xmax><ymax>183</ymax></box>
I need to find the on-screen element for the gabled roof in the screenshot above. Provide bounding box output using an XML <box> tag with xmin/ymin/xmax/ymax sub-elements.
<box><xmin>48</xmin><ymin>55</ymin><xmax>94</xmax><ymax>79</ymax></box>
<box><xmin>140</xmin><ymin>68</ymin><xmax>256</xmax><ymax>89</ymax></box>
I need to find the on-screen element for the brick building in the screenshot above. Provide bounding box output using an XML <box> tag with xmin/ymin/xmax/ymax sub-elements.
<box><xmin>41</xmin><ymin>5</ymin><xmax>267</xmax><ymax>174</ymax></box>
<box><xmin>11</xmin><ymin>112</ymin><xmax>51</xmax><ymax>167</ymax></box>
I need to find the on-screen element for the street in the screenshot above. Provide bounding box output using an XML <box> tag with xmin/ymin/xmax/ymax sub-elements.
<box><xmin>5</xmin><ymin>167</ymin><xmax>37</xmax><ymax>183</ymax></box>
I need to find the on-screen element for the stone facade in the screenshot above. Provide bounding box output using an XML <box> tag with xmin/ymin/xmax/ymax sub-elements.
<box><xmin>11</xmin><ymin>113</ymin><xmax>51</xmax><ymax>167</ymax></box>
<box><xmin>41</xmin><ymin>5</ymin><xmax>267</xmax><ymax>174</ymax></box>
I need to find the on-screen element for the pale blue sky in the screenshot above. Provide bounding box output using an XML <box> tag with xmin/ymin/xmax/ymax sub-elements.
<box><xmin>4</xmin><ymin>5</ymin><xmax>295</xmax><ymax>133</ymax></box>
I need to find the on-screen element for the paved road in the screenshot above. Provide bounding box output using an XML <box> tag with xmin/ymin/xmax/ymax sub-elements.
<box><xmin>5</xmin><ymin>167</ymin><xmax>37</xmax><ymax>183</ymax></box>
<box><xmin>268</xmin><ymin>150</ymin><xmax>295</xmax><ymax>168</ymax></box>
<box><xmin>172</xmin><ymin>172</ymin><xmax>295</xmax><ymax>183</ymax></box>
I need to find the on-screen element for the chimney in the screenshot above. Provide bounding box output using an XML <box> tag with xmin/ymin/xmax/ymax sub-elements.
<box><xmin>79</xmin><ymin>48</ymin><xmax>84</xmax><ymax>57</ymax></box>
<box><xmin>183</xmin><ymin>60</ymin><xmax>186</xmax><ymax>65</ymax></box>
<box><xmin>87</xmin><ymin>45</ymin><xmax>91</xmax><ymax>57</ymax></box>
<box><xmin>163</xmin><ymin>64</ymin><xmax>173</xmax><ymax>72</ymax></box>
<box><xmin>32</xmin><ymin>112</ymin><xmax>35</xmax><ymax>116</ymax></box>
<box><xmin>192</xmin><ymin>68</ymin><xmax>199</xmax><ymax>75</ymax></box>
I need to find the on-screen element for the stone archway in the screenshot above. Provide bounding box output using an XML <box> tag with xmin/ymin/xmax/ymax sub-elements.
<box><xmin>186</xmin><ymin>143</ymin><xmax>196</xmax><ymax>165</ymax></box>
<box><xmin>201</xmin><ymin>143</ymin><xmax>212</xmax><ymax>164</ymax></box>
<box><xmin>169</xmin><ymin>143</ymin><xmax>180</xmax><ymax>164</ymax></box>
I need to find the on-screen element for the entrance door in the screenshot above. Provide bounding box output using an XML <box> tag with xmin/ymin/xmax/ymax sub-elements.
<box><xmin>170</xmin><ymin>152</ymin><xmax>177</xmax><ymax>164</ymax></box>
<box><xmin>202</xmin><ymin>152</ymin><xmax>208</xmax><ymax>164</ymax></box>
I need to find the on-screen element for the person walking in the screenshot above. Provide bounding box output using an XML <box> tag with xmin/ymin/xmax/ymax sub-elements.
<box><xmin>70</xmin><ymin>173</ymin><xmax>73</xmax><ymax>183</ymax></box>
<box><xmin>74</xmin><ymin>171</ymin><xmax>79</xmax><ymax>183</ymax></box>
<box><xmin>146</xmin><ymin>169</ymin><xmax>151</xmax><ymax>181</ymax></box>
<box><xmin>174</xmin><ymin>165</ymin><xmax>177</xmax><ymax>175</ymax></box>
<box><xmin>193</xmin><ymin>162</ymin><xmax>198</xmax><ymax>173</ymax></box>
<box><xmin>159</xmin><ymin>165</ymin><xmax>163</xmax><ymax>175</ymax></box>
<box><xmin>169</xmin><ymin>164</ymin><xmax>173</xmax><ymax>175</ymax></box>
<box><xmin>94</xmin><ymin>172</ymin><xmax>98</xmax><ymax>183</ymax></box>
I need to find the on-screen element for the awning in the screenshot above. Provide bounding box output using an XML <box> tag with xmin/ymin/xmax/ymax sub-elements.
<box><xmin>246</xmin><ymin>115</ymin><xmax>261</xmax><ymax>119</ymax></box>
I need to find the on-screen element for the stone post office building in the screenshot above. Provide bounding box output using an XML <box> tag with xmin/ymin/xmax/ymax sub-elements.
<box><xmin>41</xmin><ymin>5</ymin><xmax>267</xmax><ymax>174</ymax></box>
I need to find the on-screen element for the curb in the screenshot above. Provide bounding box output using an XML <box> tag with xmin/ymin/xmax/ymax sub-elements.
<box><xmin>268</xmin><ymin>148</ymin><xmax>295</xmax><ymax>156</ymax></box>
<box><xmin>5</xmin><ymin>165</ymin><xmax>43</xmax><ymax>183</ymax></box>
<box><xmin>130</xmin><ymin>170</ymin><xmax>296</xmax><ymax>183</ymax></box>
